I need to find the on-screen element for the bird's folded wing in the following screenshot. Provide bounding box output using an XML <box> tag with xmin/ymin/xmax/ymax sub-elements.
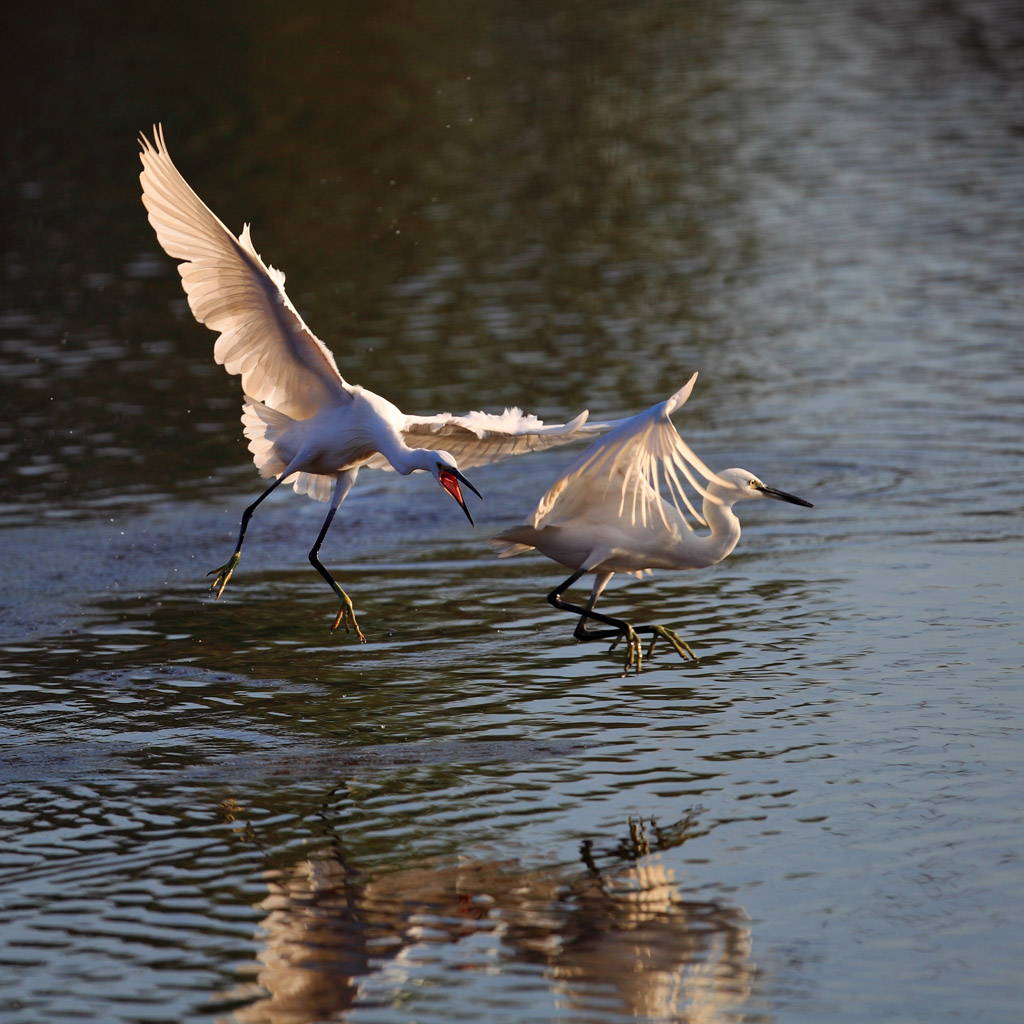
<box><xmin>139</xmin><ymin>125</ymin><xmax>351</xmax><ymax>420</ymax></box>
<box><xmin>360</xmin><ymin>408</ymin><xmax>607</xmax><ymax>470</ymax></box>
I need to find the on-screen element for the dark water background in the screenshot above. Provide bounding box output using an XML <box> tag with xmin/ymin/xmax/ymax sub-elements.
<box><xmin>2</xmin><ymin>1</ymin><xmax>1022</xmax><ymax>1021</ymax></box>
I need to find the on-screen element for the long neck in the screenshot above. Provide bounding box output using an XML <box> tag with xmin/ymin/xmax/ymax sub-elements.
<box><xmin>374</xmin><ymin>428</ymin><xmax>423</xmax><ymax>476</ymax></box>
<box><xmin>354</xmin><ymin>388</ymin><xmax>427</xmax><ymax>476</ymax></box>
<box><xmin>694</xmin><ymin>492</ymin><xmax>742</xmax><ymax>567</ymax></box>
<box><xmin>389</xmin><ymin>444</ymin><xmax>436</xmax><ymax>477</ymax></box>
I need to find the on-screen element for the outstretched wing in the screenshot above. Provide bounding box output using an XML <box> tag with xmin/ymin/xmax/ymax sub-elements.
<box><xmin>360</xmin><ymin>407</ymin><xmax>608</xmax><ymax>471</ymax></box>
<box><xmin>531</xmin><ymin>373</ymin><xmax>726</xmax><ymax>531</ymax></box>
<box><xmin>139</xmin><ymin>125</ymin><xmax>351</xmax><ymax>420</ymax></box>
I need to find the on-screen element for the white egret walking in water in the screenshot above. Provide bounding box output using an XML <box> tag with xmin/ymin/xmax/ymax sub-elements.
<box><xmin>139</xmin><ymin>125</ymin><xmax>603</xmax><ymax>640</ymax></box>
<box><xmin>491</xmin><ymin>373</ymin><xmax>813</xmax><ymax>670</ymax></box>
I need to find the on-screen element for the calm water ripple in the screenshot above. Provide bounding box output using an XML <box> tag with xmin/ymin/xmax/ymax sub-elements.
<box><xmin>2</xmin><ymin>0</ymin><xmax>1023</xmax><ymax>1021</ymax></box>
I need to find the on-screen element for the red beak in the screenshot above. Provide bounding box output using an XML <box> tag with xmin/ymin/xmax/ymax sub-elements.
<box><xmin>438</xmin><ymin>467</ymin><xmax>479</xmax><ymax>525</ymax></box>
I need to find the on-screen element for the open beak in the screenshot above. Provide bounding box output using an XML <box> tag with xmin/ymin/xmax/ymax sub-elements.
<box><xmin>438</xmin><ymin>467</ymin><xmax>482</xmax><ymax>525</ymax></box>
<box><xmin>756</xmin><ymin>483</ymin><xmax>814</xmax><ymax>508</ymax></box>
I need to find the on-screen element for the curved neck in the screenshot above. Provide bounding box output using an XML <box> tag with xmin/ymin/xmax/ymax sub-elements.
<box><xmin>694</xmin><ymin>492</ymin><xmax>742</xmax><ymax>567</ymax></box>
<box><xmin>372</xmin><ymin>423</ymin><xmax>423</xmax><ymax>475</ymax></box>
<box><xmin>350</xmin><ymin>388</ymin><xmax>428</xmax><ymax>476</ymax></box>
<box><xmin>380</xmin><ymin>435</ymin><xmax>431</xmax><ymax>476</ymax></box>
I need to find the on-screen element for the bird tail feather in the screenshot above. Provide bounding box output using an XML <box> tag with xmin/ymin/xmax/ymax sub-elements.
<box><xmin>242</xmin><ymin>399</ymin><xmax>293</xmax><ymax>478</ymax></box>
<box><xmin>241</xmin><ymin>399</ymin><xmax>334</xmax><ymax>502</ymax></box>
<box><xmin>489</xmin><ymin>527</ymin><xmax>539</xmax><ymax>558</ymax></box>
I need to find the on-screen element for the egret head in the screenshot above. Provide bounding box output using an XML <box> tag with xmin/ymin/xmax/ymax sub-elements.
<box><xmin>430</xmin><ymin>451</ymin><xmax>483</xmax><ymax>525</ymax></box>
<box><xmin>714</xmin><ymin>467</ymin><xmax>814</xmax><ymax>508</ymax></box>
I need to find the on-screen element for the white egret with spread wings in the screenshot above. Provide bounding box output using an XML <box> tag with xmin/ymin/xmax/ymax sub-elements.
<box><xmin>139</xmin><ymin>126</ymin><xmax>603</xmax><ymax>640</ymax></box>
<box><xmin>491</xmin><ymin>374</ymin><xmax>813</xmax><ymax>670</ymax></box>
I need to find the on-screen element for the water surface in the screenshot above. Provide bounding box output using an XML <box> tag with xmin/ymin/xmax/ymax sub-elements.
<box><xmin>2</xmin><ymin>1</ymin><xmax>1022</xmax><ymax>1021</ymax></box>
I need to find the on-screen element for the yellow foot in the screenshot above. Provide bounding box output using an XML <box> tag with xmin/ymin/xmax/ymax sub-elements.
<box><xmin>646</xmin><ymin>624</ymin><xmax>698</xmax><ymax>663</ymax></box>
<box><xmin>207</xmin><ymin>552</ymin><xmax>241</xmax><ymax>599</ymax></box>
<box><xmin>330</xmin><ymin>591</ymin><xmax>367</xmax><ymax>643</ymax></box>
<box><xmin>609</xmin><ymin>623</ymin><xmax>697</xmax><ymax>671</ymax></box>
<box><xmin>609</xmin><ymin>624</ymin><xmax>644</xmax><ymax>673</ymax></box>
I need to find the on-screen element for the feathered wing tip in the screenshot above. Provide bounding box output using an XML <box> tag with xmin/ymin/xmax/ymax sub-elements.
<box><xmin>531</xmin><ymin>374</ymin><xmax>727</xmax><ymax>533</ymax></box>
<box><xmin>363</xmin><ymin>405</ymin><xmax>607</xmax><ymax>472</ymax></box>
<box><xmin>664</xmin><ymin>372</ymin><xmax>699</xmax><ymax>415</ymax></box>
<box><xmin>444</xmin><ymin>406</ymin><xmax>587</xmax><ymax>435</ymax></box>
<box><xmin>139</xmin><ymin>125</ymin><xmax>351</xmax><ymax>421</ymax></box>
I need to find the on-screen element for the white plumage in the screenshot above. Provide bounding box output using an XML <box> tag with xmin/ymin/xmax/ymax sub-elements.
<box><xmin>492</xmin><ymin>374</ymin><xmax>813</xmax><ymax>669</ymax></box>
<box><xmin>139</xmin><ymin>125</ymin><xmax>604</xmax><ymax>638</ymax></box>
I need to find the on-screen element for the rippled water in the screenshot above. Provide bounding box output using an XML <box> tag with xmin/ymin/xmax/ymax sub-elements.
<box><xmin>2</xmin><ymin>1</ymin><xmax>1023</xmax><ymax>1021</ymax></box>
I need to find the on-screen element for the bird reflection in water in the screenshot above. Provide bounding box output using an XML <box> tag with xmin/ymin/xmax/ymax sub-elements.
<box><xmin>218</xmin><ymin>815</ymin><xmax>752</xmax><ymax>1023</ymax></box>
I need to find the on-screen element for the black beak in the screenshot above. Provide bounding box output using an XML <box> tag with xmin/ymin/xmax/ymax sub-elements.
<box><xmin>756</xmin><ymin>483</ymin><xmax>814</xmax><ymax>508</ymax></box>
<box><xmin>454</xmin><ymin>467</ymin><xmax>482</xmax><ymax>502</ymax></box>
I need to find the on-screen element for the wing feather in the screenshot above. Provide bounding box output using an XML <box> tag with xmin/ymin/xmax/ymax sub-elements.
<box><xmin>530</xmin><ymin>373</ymin><xmax>727</xmax><ymax>531</ymax></box>
<box><xmin>360</xmin><ymin>407</ymin><xmax>607</xmax><ymax>471</ymax></box>
<box><xmin>139</xmin><ymin>125</ymin><xmax>350</xmax><ymax>419</ymax></box>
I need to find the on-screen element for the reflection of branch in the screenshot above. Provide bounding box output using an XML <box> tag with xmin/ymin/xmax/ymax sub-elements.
<box><xmin>583</xmin><ymin>809</ymin><xmax>707</xmax><ymax>871</ymax></box>
<box><xmin>579</xmin><ymin>837</ymin><xmax>599</xmax><ymax>875</ymax></box>
<box><xmin>216</xmin><ymin>783</ymin><xmax>357</xmax><ymax>876</ymax></box>
<box><xmin>218</xmin><ymin>796</ymin><xmax>261</xmax><ymax>850</ymax></box>
<box><xmin>648</xmin><ymin>808</ymin><xmax>707</xmax><ymax>851</ymax></box>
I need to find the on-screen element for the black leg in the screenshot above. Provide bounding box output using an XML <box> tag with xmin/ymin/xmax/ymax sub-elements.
<box><xmin>307</xmin><ymin>472</ymin><xmax>365</xmax><ymax>641</ymax></box>
<box><xmin>208</xmin><ymin>474</ymin><xmax>287</xmax><ymax>598</ymax></box>
<box><xmin>233</xmin><ymin>476</ymin><xmax>286</xmax><ymax>553</ymax></box>
<box><xmin>547</xmin><ymin>570</ymin><xmax>628</xmax><ymax>641</ymax></box>
<box><xmin>546</xmin><ymin>570</ymin><xmax>696</xmax><ymax>670</ymax></box>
